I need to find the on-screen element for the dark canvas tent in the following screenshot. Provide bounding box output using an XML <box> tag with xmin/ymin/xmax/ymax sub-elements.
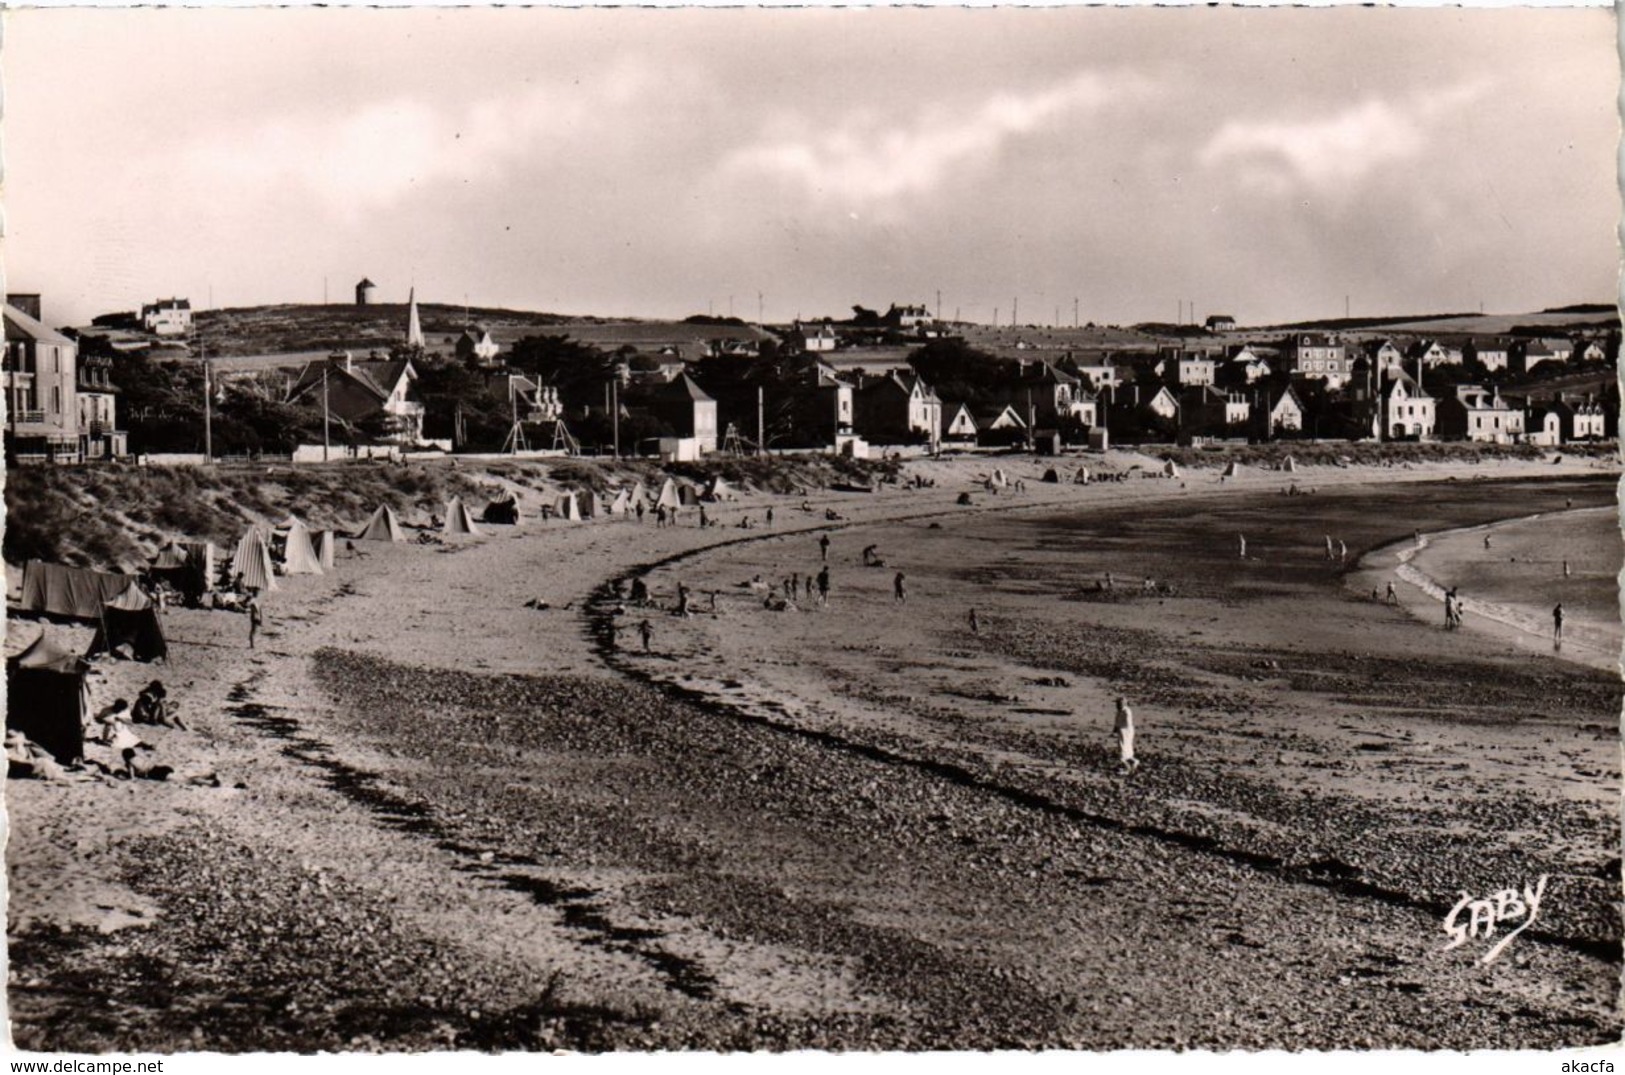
<box><xmin>576</xmin><ymin>490</ymin><xmax>604</xmax><ymax>519</ymax></box>
<box><xmin>1041</xmin><ymin>468</ymin><xmax>1060</xmax><ymax>483</ymax></box>
<box><xmin>86</xmin><ymin>585</ymin><xmax>167</xmax><ymax>662</ymax></box>
<box><xmin>274</xmin><ymin>516</ymin><xmax>324</xmax><ymax>575</ymax></box>
<box><xmin>443</xmin><ymin>498</ymin><xmax>481</xmax><ymax>536</ymax></box>
<box><xmin>19</xmin><ymin>561</ymin><xmax>144</xmax><ymax>620</ymax></box>
<box><xmin>554</xmin><ymin>491</ymin><xmax>582</xmax><ymax>522</ymax></box>
<box><xmin>230</xmin><ymin>527</ymin><xmax>279</xmax><ymax>592</ymax></box>
<box><xmin>7</xmin><ymin>630</ymin><xmax>90</xmax><ymax>763</ymax></box>
<box><xmin>677</xmin><ymin>483</ymin><xmax>702</xmax><ymax>507</ymax></box>
<box><xmin>1222</xmin><ymin>461</ymin><xmax>1243</xmax><ymax>478</ymax></box>
<box><xmin>483</xmin><ymin>496</ymin><xmax>520</xmax><ymax>524</ymax></box>
<box><xmin>354</xmin><ymin>504</ymin><xmax>405</xmax><ymax>542</ymax></box>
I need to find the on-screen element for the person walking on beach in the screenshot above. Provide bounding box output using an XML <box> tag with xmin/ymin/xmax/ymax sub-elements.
<box><xmin>969</xmin><ymin>608</ymin><xmax>980</xmax><ymax>635</ymax></box>
<box><xmin>1553</xmin><ymin>603</ymin><xmax>1564</xmax><ymax>648</ymax></box>
<box><xmin>1338</xmin><ymin>539</ymin><xmax>1348</xmax><ymax>565</ymax></box>
<box><xmin>816</xmin><ymin>566</ymin><xmax>830</xmax><ymax>606</ymax></box>
<box><xmin>636</xmin><ymin>501</ymin><xmax>646</xmax><ymax>524</ymax></box>
<box><xmin>1325</xmin><ymin>535</ymin><xmax>1335</xmax><ymax>561</ymax></box>
<box><xmin>246</xmin><ymin>591</ymin><xmax>264</xmax><ymax>650</ymax></box>
<box><xmin>637</xmin><ymin>619</ymin><xmax>653</xmax><ymax>653</ymax></box>
<box><xmin>1563</xmin><ymin>560</ymin><xmax>1572</xmax><ymax>579</ymax></box>
<box><xmin>893</xmin><ymin>571</ymin><xmax>907</xmax><ymax>604</ymax></box>
<box><xmin>699</xmin><ymin>505</ymin><xmax>708</xmax><ymax>529</ymax></box>
<box><xmin>1385</xmin><ymin>581</ymin><xmax>1397</xmax><ymax>605</ymax></box>
<box><xmin>1443</xmin><ymin>589</ymin><xmax>1456</xmax><ymax>630</ymax></box>
<box><xmin>676</xmin><ymin>582</ymin><xmax>692</xmax><ymax>618</ymax></box>
<box><xmin>819</xmin><ymin>534</ymin><xmax>831</xmax><ymax>563</ymax></box>
<box><xmin>1238</xmin><ymin>534</ymin><xmax>1247</xmax><ymax>560</ymax></box>
<box><xmin>1113</xmin><ymin>696</ymin><xmax>1139</xmax><ymax>774</ymax></box>
<box><xmin>766</xmin><ymin>507</ymin><xmax>775</xmax><ymax>527</ymax></box>
<box><xmin>1483</xmin><ymin>534</ymin><xmax>1492</xmax><ymax>551</ymax></box>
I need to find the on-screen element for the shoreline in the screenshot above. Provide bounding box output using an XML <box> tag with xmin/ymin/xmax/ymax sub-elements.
<box><xmin>1356</xmin><ymin>507</ymin><xmax>1620</xmax><ymax>674</ymax></box>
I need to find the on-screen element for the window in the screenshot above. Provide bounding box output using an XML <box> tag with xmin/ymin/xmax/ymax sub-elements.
<box><xmin>51</xmin><ymin>385</ymin><xmax>60</xmax><ymax>413</ymax></box>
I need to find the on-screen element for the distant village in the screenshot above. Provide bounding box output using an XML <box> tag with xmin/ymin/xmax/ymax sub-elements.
<box><xmin>3</xmin><ymin>281</ymin><xmax>1618</xmax><ymax>465</ymax></box>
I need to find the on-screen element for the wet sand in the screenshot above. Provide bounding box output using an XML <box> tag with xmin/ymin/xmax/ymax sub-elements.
<box><xmin>6</xmin><ymin>453</ymin><xmax>1621</xmax><ymax>1051</ymax></box>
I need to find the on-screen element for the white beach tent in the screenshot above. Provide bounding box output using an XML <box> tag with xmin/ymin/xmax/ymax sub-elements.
<box><xmin>704</xmin><ymin>477</ymin><xmax>738</xmax><ymax>501</ymax></box>
<box><xmin>1282</xmin><ymin>456</ymin><xmax>1297</xmax><ymax>473</ymax></box>
<box><xmin>990</xmin><ymin>468</ymin><xmax>1009</xmax><ymax>488</ymax></box>
<box><xmin>1222</xmin><ymin>461</ymin><xmax>1244</xmax><ymax>479</ymax></box>
<box><xmin>274</xmin><ymin>515</ymin><xmax>324</xmax><ymax>575</ymax></box>
<box><xmin>607</xmin><ymin>489</ymin><xmax>631</xmax><ymax>516</ymax></box>
<box><xmin>354</xmin><ymin>504</ymin><xmax>405</xmax><ymax>542</ymax></box>
<box><xmin>315</xmin><ymin>530</ymin><xmax>337</xmax><ymax>571</ymax></box>
<box><xmin>655</xmin><ymin>479</ymin><xmax>682</xmax><ymax>511</ymax></box>
<box><xmin>1163</xmin><ymin>460</ymin><xmax>1181</xmax><ymax>479</ymax></box>
<box><xmin>443</xmin><ymin>497</ymin><xmax>482</xmax><ymax>536</ymax></box>
<box><xmin>554</xmin><ymin>491</ymin><xmax>583</xmax><ymax>522</ymax></box>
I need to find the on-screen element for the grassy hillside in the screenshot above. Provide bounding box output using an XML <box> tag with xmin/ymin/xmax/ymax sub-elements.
<box><xmin>193</xmin><ymin>303</ymin><xmax>576</xmax><ymax>357</ymax></box>
<box><xmin>3</xmin><ymin>455</ymin><xmax>895</xmax><ymax>572</ymax></box>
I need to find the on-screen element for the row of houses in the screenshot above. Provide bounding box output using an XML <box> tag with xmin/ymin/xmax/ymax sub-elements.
<box><xmin>3</xmin><ymin>296</ymin><xmax>128</xmax><ymax>461</ymax></box>
<box><xmin>1135</xmin><ymin>332</ymin><xmax>1613</xmax><ymax>393</ymax></box>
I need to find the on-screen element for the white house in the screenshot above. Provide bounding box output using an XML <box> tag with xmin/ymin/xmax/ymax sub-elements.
<box><xmin>1381</xmin><ymin>369</ymin><xmax>1435</xmax><ymax>440</ymax></box>
<box><xmin>142</xmin><ymin>298</ymin><xmax>193</xmax><ymax>336</ymax></box>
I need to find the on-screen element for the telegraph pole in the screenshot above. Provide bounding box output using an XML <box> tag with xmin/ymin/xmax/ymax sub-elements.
<box><xmin>612</xmin><ymin>378</ymin><xmax>620</xmax><ymax>458</ymax></box>
<box><xmin>1074</xmin><ymin>297</ymin><xmax>1079</xmax><ymax>328</ymax></box>
<box><xmin>202</xmin><ymin>347</ymin><xmax>213</xmax><ymax>464</ymax></box>
<box><xmin>322</xmin><ymin>363</ymin><xmax>330</xmax><ymax>462</ymax></box>
<box><xmin>757</xmin><ymin>386</ymin><xmax>765</xmax><ymax>457</ymax></box>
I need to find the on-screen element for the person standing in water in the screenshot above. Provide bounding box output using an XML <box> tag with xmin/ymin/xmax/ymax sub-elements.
<box><xmin>1113</xmin><ymin>697</ymin><xmax>1139</xmax><ymax>774</ymax></box>
<box><xmin>968</xmin><ymin>608</ymin><xmax>980</xmax><ymax>634</ymax></box>
<box><xmin>1553</xmin><ymin>603</ymin><xmax>1565</xmax><ymax>648</ymax></box>
<box><xmin>893</xmin><ymin>571</ymin><xmax>907</xmax><ymax>604</ymax></box>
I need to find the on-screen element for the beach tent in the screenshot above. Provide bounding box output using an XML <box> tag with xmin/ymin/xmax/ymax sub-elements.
<box><xmin>629</xmin><ymin>482</ymin><xmax>649</xmax><ymax>506</ymax></box>
<box><xmin>1221</xmin><ymin>461</ymin><xmax>1243</xmax><ymax>479</ymax></box>
<box><xmin>991</xmin><ymin>468</ymin><xmax>1009</xmax><ymax>488</ymax></box>
<box><xmin>86</xmin><ymin>585</ymin><xmax>167</xmax><ymax>662</ymax></box>
<box><xmin>7</xmin><ymin>629</ymin><xmax>91</xmax><ymax>764</ymax></box>
<box><xmin>482</xmin><ymin>495</ymin><xmax>520</xmax><ymax>525</ymax></box>
<box><xmin>678</xmin><ymin>483</ymin><xmax>702</xmax><ymax>507</ymax></box>
<box><xmin>18</xmin><ymin>561</ymin><xmax>146</xmax><ymax>620</ymax></box>
<box><xmin>230</xmin><ymin>527</ymin><xmax>279</xmax><ymax>592</ymax></box>
<box><xmin>315</xmin><ymin>530</ymin><xmax>337</xmax><ymax>571</ymax></box>
<box><xmin>554</xmin><ymin>491</ymin><xmax>582</xmax><ymax>522</ymax></box>
<box><xmin>151</xmin><ymin>542</ymin><xmax>189</xmax><ymax>571</ymax></box>
<box><xmin>443</xmin><ymin>498</ymin><xmax>481</xmax><ymax>536</ymax></box>
<box><xmin>655</xmin><ymin>479</ymin><xmax>681</xmax><ymax>511</ymax></box>
<box><xmin>1163</xmin><ymin>460</ymin><xmax>1181</xmax><ymax>479</ymax></box>
<box><xmin>576</xmin><ymin>490</ymin><xmax>605</xmax><ymax>519</ymax></box>
<box><xmin>1041</xmin><ymin>468</ymin><xmax>1060</xmax><ymax>483</ymax></box>
<box><xmin>273</xmin><ymin>516</ymin><xmax>324</xmax><ymax>575</ymax></box>
<box><xmin>354</xmin><ymin>504</ymin><xmax>405</xmax><ymax>542</ymax></box>
<box><xmin>607</xmin><ymin>489</ymin><xmax>631</xmax><ymax>516</ymax></box>
<box><xmin>1281</xmin><ymin>456</ymin><xmax>1297</xmax><ymax>473</ymax></box>
<box><xmin>1074</xmin><ymin>467</ymin><xmax>1090</xmax><ymax>484</ymax></box>
<box><xmin>704</xmin><ymin>477</ymin><xmax>738</xmax><ymax>501</ymax></box>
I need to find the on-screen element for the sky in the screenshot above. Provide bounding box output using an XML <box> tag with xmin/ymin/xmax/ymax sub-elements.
<box><xmin>4</xmin><ymin>6</ymin><xmax>1619</xmax><ymax>330</ymax></box>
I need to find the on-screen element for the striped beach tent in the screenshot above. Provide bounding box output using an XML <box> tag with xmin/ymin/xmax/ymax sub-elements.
<box><xmin>231</xmin><ymin>527</ymin><xmax>278</xmax><ymax>592</ymax></box>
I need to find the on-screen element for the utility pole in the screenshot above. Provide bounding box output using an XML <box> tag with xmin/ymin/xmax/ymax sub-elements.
<box><xmin>1012</xmin><ymin>297</ymin><xmax>1018</xmax><ymax>327</ymax></box>
<box><xmin>1074</xmin><ymin>297</ymin><xmax>1079</xmax><ymax>328</ymax></box>
<box><xmin>758</xmin><ymin>291</ymin><xmax>763</xmax><ymax>323</ymax></box>
<box><xmin>612</xmin><ymin>378</ymin><xmax>620</xmax><ymax>458</ymax></box>
<box><xmin>936</xmin><ymin>290</ymin><xmax>942</xmax><ymax>321</ymax></box>
<box><xmin>322</xmin><ymin>363</ymin><xmax>330</xmax><ymax>462</ymax></box>
<box><xmin>202</xmin><ymin>344</ymin><xmax>213</xmax><ymax>464</ymax></box>
<box><xmin>757</xmin><ymin>386</ymin><xmax>765</xmax><ymax>457</ymax></box>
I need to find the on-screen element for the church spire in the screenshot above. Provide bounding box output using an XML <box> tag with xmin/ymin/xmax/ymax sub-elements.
<box><xmin>405</xmin><ymin>288</ymin><xmax>424</xmax><ymax>348</ymax></box>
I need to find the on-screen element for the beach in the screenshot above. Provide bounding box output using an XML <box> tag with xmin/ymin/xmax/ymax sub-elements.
<box><xmin>6</xmin><ymin>452</ymin><xmax>1621</xmax><ymax>1051</ymax></box>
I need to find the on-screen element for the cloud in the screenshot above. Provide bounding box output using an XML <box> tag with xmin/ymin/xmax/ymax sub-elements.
<box><xmin>1198</xmin><ymin>79</ymin><xmax>1492</xmax><ymax>195</ymax></box>
<box><xmin>723</xmin><ymin>71</ymin><xmax>1132</xmax><ymax>207</ymax></box>
<box><xmin>167</xmin><ymin>60</ymin><xmax>664</xmax><ymax>220</ymax></box>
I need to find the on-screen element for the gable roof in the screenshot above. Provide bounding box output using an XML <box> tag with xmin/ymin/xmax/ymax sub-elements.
<box><xmin>653</xmin><ymin>372</ymin><xmax>715</xmax><ymax>403</ymax></box>
<box><xmin>4</xmin><ymin>302</ymin><xmax>73</xmax><ymax>346</ymax></box>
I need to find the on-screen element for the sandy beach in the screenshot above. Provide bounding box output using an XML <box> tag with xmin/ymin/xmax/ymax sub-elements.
<box><xmin>6</xmin><ymin>451</ymin><xmax>1620</xmax><ymax>1051</ymax></box>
